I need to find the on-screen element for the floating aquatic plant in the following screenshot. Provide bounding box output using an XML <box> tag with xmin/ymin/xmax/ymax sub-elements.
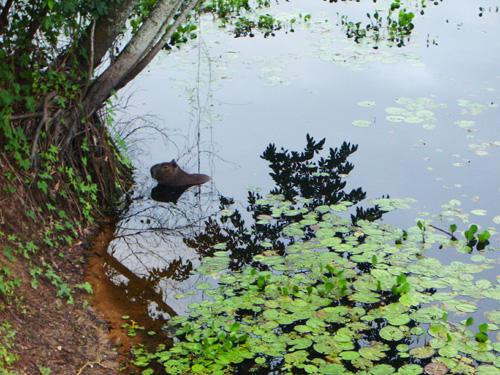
<box><xmin>385</xmin><ymin>97</ymin><xmax>446</xmax><ymax>130</ymax></box>
<box><xmin>132</xmin><ymin>191</ymin><xmax>498</xmax><ymax>374</ymax></box>
<box><xmin>131</xmin><ymin>137</ymin><xmax>498</xmax><ymax>374</ymax></box>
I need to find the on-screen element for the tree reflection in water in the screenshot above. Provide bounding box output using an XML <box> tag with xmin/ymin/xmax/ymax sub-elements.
<box><xmin>186</xmin><ymin>135</ymin><xmax>387</xmax><ymax>270</ymax></box>
<box><xmin>93</xmin><ymin>135</ymin><xmax>387</xmax><ymax>342</ymax></box>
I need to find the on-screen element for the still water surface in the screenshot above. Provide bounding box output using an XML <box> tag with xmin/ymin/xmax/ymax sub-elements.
<box><xmin>93</xmin><ymin>0</ymin><xmax>500</xmax><ymax>347</ymax></box>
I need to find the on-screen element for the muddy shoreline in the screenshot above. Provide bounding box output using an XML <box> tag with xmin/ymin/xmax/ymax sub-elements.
<box><xmin>86</xmin><ymin>224</ymin><xmax>171</xmax><ymax>365</ymax></box>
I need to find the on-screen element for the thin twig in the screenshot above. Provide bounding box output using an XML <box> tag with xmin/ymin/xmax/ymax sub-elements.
<box><xmin>84</xmin><ymin>20</ymin><xmax>96</xmax><ymax>95</ymax></box>
<box><xmin>30</xmin><ymin>94</ymin><xmax>53</xmax><ymax>164</ymax></box>
<box><xmin>429</xmin><ymin>224</ymin><xmax>456</xmax><ymax>240</ymax></box>
<box><xmin>75</xmin><ymin>357</ymin><xmax>118</xmax><ymax>375</ymax></box>
<box><xmin>11</xmin><ymin>112</ymin><xmax>43</xmax><ymax>120</ymax></box>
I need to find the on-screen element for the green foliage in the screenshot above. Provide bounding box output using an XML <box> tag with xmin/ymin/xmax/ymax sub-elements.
<box><xmin>0</xmin><ymin>321</ymin><xmax>18</xmax><ymax>373</ymax></box>
<box><xmin>198</xmin><ymin>0</ymin><xmax>308</xmax><ymax>39</ymax></box>
<box><xmin>43</xmin><ymin>264</ymin><xmax>74</xmax><ymax>304</ymax></box>
<box><xmin>340</xmin><ymin>0</ymin><xmax>432</xmax><ymax>47</ymax></box>
<box><xmin>132</xmin><ymin>194</ymin><xmax>497</xmax><ymax>374</ymax></box>
<box><xmin>75</xmin><ymin>282</ymin><xmax>93</xmax><ymax>295</ymax></box>
<box><xmin>475</xmin><ymin>323</ymin><xmax>489</xmax><ymax>343</ymax></box>
<box><xmin>0</xmin><ymin>112</ymin><xmax>31</xmax><ymax>171</ymax></box>
<box><xmin>416</xmin><ymin>220</ymin><xmax>426</xmax><ymax>242</ymax></box>
<box><xmin>37</xmin><ymin>366</ymin><xmax>52</xmax><ymax>375</ymax></box>
<box><xmin>464</xmin><ymin>224</ymin><xmax>491</xmax><ymax>250</ymax></box>
<box><xmin>0</xmin><ymin>267</ymin><xmax>21</xmax><ymax>300</ymax></box>
<box><xmin>391</xmin><ymin>274</ymin><xmax>410</xmax><ymax>296</ymax></box>
<box><xmin>121</xmin><ymin>319</ymin><xmax>145</xmax><ymax>338</ymax></box>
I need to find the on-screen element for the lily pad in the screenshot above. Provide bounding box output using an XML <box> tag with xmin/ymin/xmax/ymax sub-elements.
<box><xmin>379</xmin><ymin>326</ymin><xmax>404</xmax><ymax>341</ymax></box>
<box><xmin>352</xmin><ymin>120</ymin><xmax>372</xmax><ymax>128</ymax></box>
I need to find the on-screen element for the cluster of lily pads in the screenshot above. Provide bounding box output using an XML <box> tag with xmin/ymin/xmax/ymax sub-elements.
<box><xmin>132</xmin><ymin>193</ymin><xmax>498</xmax><ymax>374</ymax></box>
<box><xmin>385</xmin><ymin>97</ymin><xmax>447</xmax><ymax>130</ymax></box>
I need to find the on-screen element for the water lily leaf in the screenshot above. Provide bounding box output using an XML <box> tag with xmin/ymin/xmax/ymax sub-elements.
<box><xmin>386</xmin><ymin>115</ymin><xmax>406</xmax><ymax>123</ymax></box>
<box><xmin>387</xmin><ymin>314</ymin><xmax>411</xmax><ymax>326</ymax></box>
<box><xmin>357</xmin><ymin>100</ymin><xmax>376</xmax><ymax>107</ymax></box>
<box><xmin>289</xmin><ymin>337</ymin><xmax>313</xmax><ymax>350</ymax></box>
<box><xmin>350</xmin><ymin>291</ymin><xmax>380</xmax><ymax>303</ymax></box>
<box><xmin>255</xmin><ymin>356</ymin><xmax>266</xmax><ymax>365</ymax></box>
<box><xmin>320</xmin><ymin>363</ymin><xmax>348</xmax><ymax>374</ymax></box>
<box><xmin>313</xmin><ymin>336</ymin><xmax>341</xmax><ymax>356</ymax></box>
<box><xmin>470</xmin><ymin>209</ymin><xmax>487</xmax><ymax>216</ymax></box>
<box><xmin>455</xmin><ymin>120</ymin><xmax>475</xmax><ymax>129</ymax></box>
<box><xmin>195</xmin><ymin>282</ymin><xmax>212</xmax><ymax>290</ymax></box>
<box><xmin>359</xmin><ymin>343</ymin><xmax>388</xmax><ymax>361</ymax></box>
<box><xmin>396</xmin><ymin>344</ymin><xmax>409</xmax><ymax>352</ymax></box>
<box><xmin>352</xmin><ymin>119</ymin><xmax>372</xmax><ymax>128</ymax></box>
<box><xmin>294</xmin><ymin>324</ymin><xmax>312</xmax><ymax>333</ymax></box>
<box><xmin>212</xmin><ymin>242</ymin><xmax>227</xmax><ymax>250</ymax></box>
<box><xmin>379</xmin><ymin>326</ymin><xmax>404</xmax><ymax>341</ymax></box>
<box><xmin>410</xmin><ymin>346</ymin><xmax>435</xmax><ymax>359</ymax></box>
<box><xmin>352</xmin><ymin>356</ymin><xmax>373</xmax><ymax>370</ymax></box>
<box><xmin>263</xmin><ymin>309</ymin><xmax>279</xmax><ymax>320</ymax></box>
<box><xmin>454</xmin><ymin>302</ymin><xmax>477</xmax><ymax>313</ymax></box>
<box><xmin>370</xmin><ymin>364</ymin><xmax>396</xmax><ymax>374</ymax></box>
<box><xmin>303</xmin><ymin>364</ymin><xmax>319</xmax><ymax>374</ymax></box>
<box><xmin>477</xmin><ymin>365</ymin><xmax>500</xmax><ymax>375</ymax></box>
<box><xmin>340</xmin><ymin>351</ymin><xmax>360</xmax><ymax>361</ymax></box>
<box><xmin>485</xmin><ymin>310</ymin><xmax>500</xmax><ymax>325</ymax></box>
<box><xmin>386</xmin><ymin>107</ymin><xmax>407</xmax><ymax>115</ymax></box>
<box><xmin>399</xmin><ymin>292</ymin><xmax>422</xmax><ymax>307</ymax></box>
<box><xmin>423</xmin><ymin>362</ymin><xmax>448</xmax><ymax>375</ymax></box>
<box><xmin>397</xmin><ymin>364</ymin><xmax>424</xmax><ymax>374</ymax></box>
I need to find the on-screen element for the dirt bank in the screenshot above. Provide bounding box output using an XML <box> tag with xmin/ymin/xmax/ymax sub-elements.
<box><xmin>0</xmin><ymin>176</ymin><xmax>121</xmax><ymax>374</ymax></box>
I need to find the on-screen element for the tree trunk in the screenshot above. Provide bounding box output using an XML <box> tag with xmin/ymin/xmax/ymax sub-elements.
<box><xmin>0</xmin><ymin>0</ymin><xmax>14</xmax><ymax>33</ymax></box>
<box><xmin>79</xmin><ymin>0</ymin><xmax>136</xmax><ymax>71</ymax></box>
<box><xmin>83</xmin><ymin>0</ymin><xmax>181</xmax><ymax>114</ymax></box>
<box><xmin>115</xmin><ymin>0</ymin><xmax>200</xmax><ymax>92</ymax></box>
<box><xmin>83</xmin><ymin>0</ymin><xmax>197</xmax><ymax>115</ymax></box>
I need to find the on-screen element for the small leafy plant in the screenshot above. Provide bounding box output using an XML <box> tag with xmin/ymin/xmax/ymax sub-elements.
<box><xmin>464</xmin><ymin>224</ymin><xmax>490</xmax><ymax>250</ymax></box>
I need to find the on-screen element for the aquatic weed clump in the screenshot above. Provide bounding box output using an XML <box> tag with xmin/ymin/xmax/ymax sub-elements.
<box><xmin>133</xmin><ymin>195</ymin><xmax>498</xmax><ymax>374</ymax></box>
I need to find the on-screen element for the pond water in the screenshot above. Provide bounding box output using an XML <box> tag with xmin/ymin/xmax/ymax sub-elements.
<box><xmin>90</xmin><ymin>0</ymin><xmax>499</xmax><ymax>365</ymax></box>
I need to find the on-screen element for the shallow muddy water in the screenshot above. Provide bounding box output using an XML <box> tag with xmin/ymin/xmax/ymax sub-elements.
<box><xmin>93</xmin><ymin>0</ymin><xmax>499</xmax><ymax>353</ymax></box>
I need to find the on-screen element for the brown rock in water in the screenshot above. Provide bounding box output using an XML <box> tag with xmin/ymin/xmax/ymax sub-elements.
<box><xmin>150</xmin><ymin>159</ymin><xmax>210</xmax><ymax>187</ymax></box>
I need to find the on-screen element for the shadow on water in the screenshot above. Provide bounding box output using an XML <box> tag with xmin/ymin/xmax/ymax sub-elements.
<box><xmin>86</xmin><ymin>135</ymin><xmax>388</xmax><ymax>352</ymax></box>
<box><xmin>151</xmin><ymin>184</ymin><xmax>193</xmax><ymax>204</ymax></box>
<box><xmin>186</xmin><ymin>135</ymin><xmax>388</xmax><ymax>270</ymax></box>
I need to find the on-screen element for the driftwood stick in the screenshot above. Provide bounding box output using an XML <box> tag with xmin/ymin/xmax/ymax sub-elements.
<box><xmin>428</xmin><ymin>224</ymin><xmax>456</xmax><ymax>240</ymax></box>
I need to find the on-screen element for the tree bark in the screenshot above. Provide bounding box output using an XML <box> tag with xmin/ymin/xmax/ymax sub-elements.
<box><xmin>0</xmin><ymin>0</ymin><xmax>14</xmax><ymax>34</ymax></box>
<box><xmin>53</xmin><ymin>0</ymin><xmax>135</xmax><ymax>76</ymax></box>
<box><xmin>83</xmin><ymin>0</ymin><xmax>185</xmax><ymax>114</ymax></box>
<box><xmin>80</xmin><ymin>0</ymin><xmax>136</xmax><ymax>70</ymax></box>
<box><xmin>115</xmin><ymin>0</ymin><xmax>200</xmax><ymax>92</ymax></box>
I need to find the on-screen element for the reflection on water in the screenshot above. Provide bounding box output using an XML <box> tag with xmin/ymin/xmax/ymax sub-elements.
<box><xmin>89</xmin><ymin>136</ymin><xmax>385</xmax><ymax>346</ymax></box>
<box><xmin>151</xmin><ymin>184</ymin><xmax>193</xmax><ymax>203</ymax></box>
<box><xmin>92</xmin><ymin>0</ymin><xmax>500</xmax><ymax>359</ymax></box>
<box><xmin>186</xmin><ymin>135</ymin><xmax>387</xmax><ymax>270</ymax></box>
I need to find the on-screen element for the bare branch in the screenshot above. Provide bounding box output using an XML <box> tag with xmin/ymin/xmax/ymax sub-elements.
<box><xmin>10</xmin><ymin>112</ymin><xmax>43</xmax><ymax>120</ymax></box>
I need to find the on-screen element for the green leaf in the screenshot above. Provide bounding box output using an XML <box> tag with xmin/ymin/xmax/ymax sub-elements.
<box><xmin>379</xmin><ymin>326</ymin><xmax>404</xmax><ymax>341</ymax></box>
